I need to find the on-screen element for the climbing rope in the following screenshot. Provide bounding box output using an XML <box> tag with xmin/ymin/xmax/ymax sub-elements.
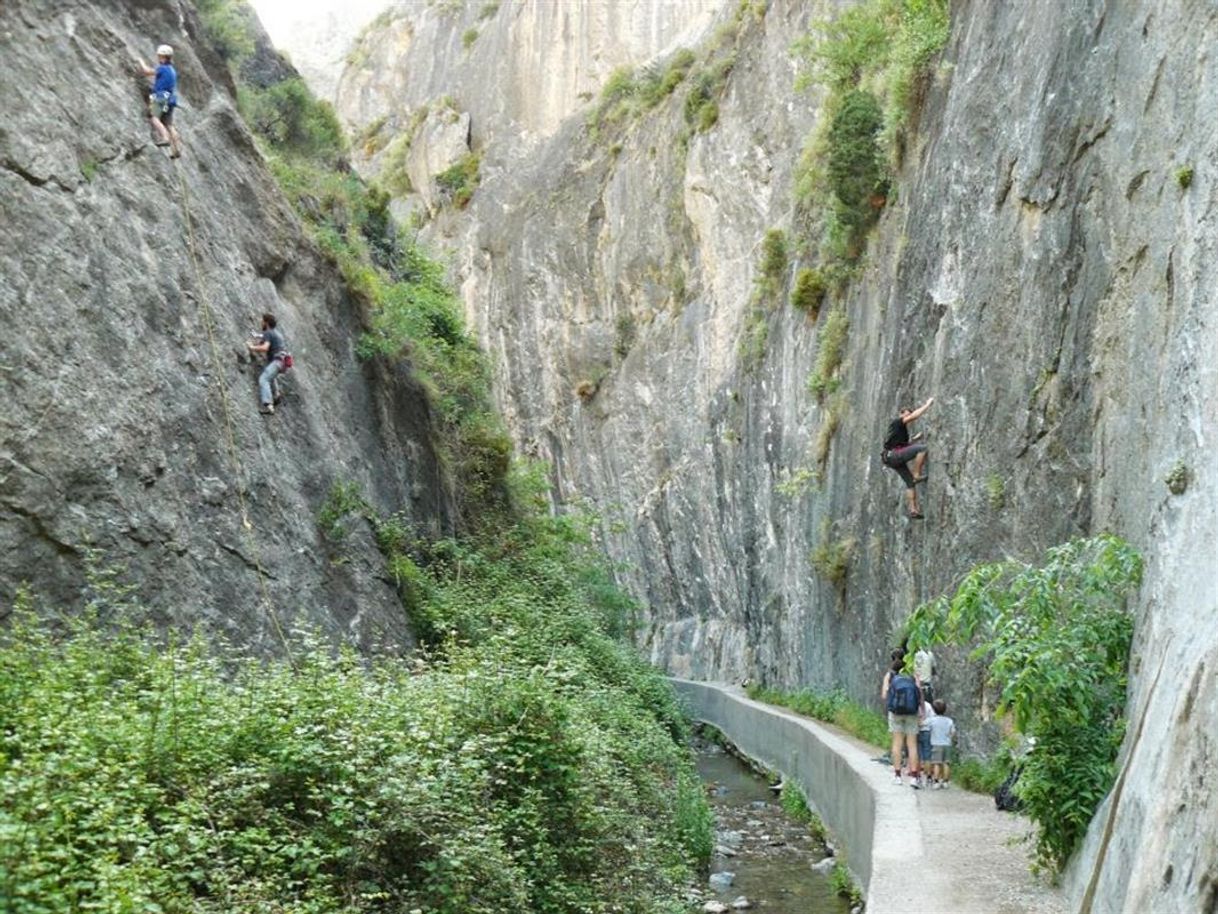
<box><xmin>173</xmin><ymin>160</ymin><xmax>293</xmax><ymax>657</ymax></box>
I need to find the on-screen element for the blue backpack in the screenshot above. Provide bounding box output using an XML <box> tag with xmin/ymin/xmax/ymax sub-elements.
<box><xmin>887</xmin><ymin>674</ymin><xmax>920</xmax><ymax>715</ymax></box>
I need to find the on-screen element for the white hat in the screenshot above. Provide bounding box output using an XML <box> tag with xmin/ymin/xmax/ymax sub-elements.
<box><xmin>156</xmin><ymin>44</ymin><xmax>173</xmax><ymax>57</ymax></box>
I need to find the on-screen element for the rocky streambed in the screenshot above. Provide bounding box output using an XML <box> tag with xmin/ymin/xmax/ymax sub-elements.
<box><xmin>689</xmin><ymin>735</ymin><xmax>854</xmax><ymax>914</ymax></box>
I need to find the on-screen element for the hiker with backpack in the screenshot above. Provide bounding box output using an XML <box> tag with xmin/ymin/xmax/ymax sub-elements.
<box><xmin>246</xmin><ymin>313</ymin><xmax>292</xmax><ymax>415</ymax></box>
<box><xmin>881</xmin><ymin>396</ymin><xmax>934</xmax><ymax>519</ymax></box>
<box><xmin>882</xmin><ymin>658</ymin><xmax>924</xmax><ymax>788</ymax></box>
<box><xmin>137</xmin><ymin>44</ymin><xmax>181</xmax><ymax>158</ymax></box>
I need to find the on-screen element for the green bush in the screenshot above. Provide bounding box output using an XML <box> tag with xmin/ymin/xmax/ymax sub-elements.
<box><xmin>0</xmin><ymin>525</ymin><xmax>710</xmax><ymax>913</ymax></box>
<box><xmin>791</xmin><ymin>267</ymin><xmax>827</xmax><ymax>316</ymax></box>
<box><xmin>809</xmin><ymin>525</ymin><xmax>855</xmax><ymax>589</ymax></box>
<box><xmin>738</xmin><ymin>307</ymin><xmax>769</xmax><ymax>371</ymax></box>
<box><xmin>827</xmin><ymin>89</ymin><xmax>886</xmax><ymax>254</ymax></box>
<box><xmin>755</xmin><ymin>228</ymin><xmax>788</xmax><ymax>300</ymax></box>
<box><xmin>196</xmin><ymin>0</ymin><xmax>257</xmax><ymax>65</ymax></box>
<box><xmin>1176</xmin><ymin>165</ymin><xmax>1194</xmax><ymax>189</ymax></box>
<box><xmin>905</xmin><ymin>534</ymin><xmax>1143</xmax><ymax>874</ymax></box>
<box><xmin>462</xmin><ymin>27</ymin><xmax>479</xmax><ymax>49</ymax></box>
<box><xmin>807</xmin><ymin>306</ymin><xmax>849</xmax><ymax>399</ymax></box>
<box><xmin>238</xmin><ymin>77</ymin><xmax>347</xmax><ymax>165</ymax></box>
<box><xmin>829</xmin><ymin>862</ymin><xmax>864</xmax><ymax>906</ymax></box>
<box><xmin>435</xmin><ymin>151</ymin><xmax>481</xmax><ymax>208</ymax></box>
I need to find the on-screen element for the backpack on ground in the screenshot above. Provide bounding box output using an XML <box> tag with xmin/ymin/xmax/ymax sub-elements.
<box><xmin>886</xmin><ymin>674</ymin><xmax>920</xmax><ymax>715</ymax></box>
<box><xmin>994</xmin><ymin>765</ymin><xmax>1024</xmax><ymax>812</ymax></box>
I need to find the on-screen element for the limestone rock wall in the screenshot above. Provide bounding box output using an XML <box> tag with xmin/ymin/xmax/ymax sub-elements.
<box><xmin>335</xmin><ymin>0</ymin><xmax>1216</xmax><ymax>909</ymax></box>
<box><xmin>0</xmin><ymin>0</ymin><xmax>453</xmax><ymax>652</ymax></box>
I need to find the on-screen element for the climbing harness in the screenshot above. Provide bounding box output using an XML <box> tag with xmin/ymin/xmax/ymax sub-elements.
<box><xmin>174</xmin><ymin>159</ymin><xmax>292</xmax><ymax>657</ymax></box>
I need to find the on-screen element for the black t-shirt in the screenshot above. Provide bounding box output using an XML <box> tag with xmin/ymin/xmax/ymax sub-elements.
<box><xmin>261</xmin><ymin>328</ymin><xmax>286</xmax><ymax>362</ymax></box>
<box><xmin>884</xmin><ymin>417</ymin><xmax>908</xmax><ymax>449</ymax></box>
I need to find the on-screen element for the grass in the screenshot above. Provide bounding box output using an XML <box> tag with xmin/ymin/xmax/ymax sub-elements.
<box><xmin>435</xmin><ymin>151</ymin><xmax>481</xmax><ymax>208</ymax></box>
<box><xmin>809</xmin><ymin>523</ymin><xmax>856</xmax><ymax>589</ymax></box>
<box><xmin>462</xmin><ymin>27</ymin><xmax>479</xmax><ymax>49</ymax></box>
<box><xmin>746</xmin><ymin>683</ymin><xmax>888</xmax><ymax>749</ymax></box>
<box><xmin>829</xmin><ymin>863</ymin><xmax>865</xmax><ymax>906</ymax></box>
<box><xmin>780</xmin><ymin>784</ymin><xmax>828</xmax><ymax>842</ymax></box>
<box><xmin>807</xmin><ymin>306</ymin><xmax>849</xmax><ymax>400</ymax></box>
<box><xmin>1176</xmin><ymin>164</ymin><xmax>1194</xmax><ymax>189</ymax></box>
<box><xmin>790</xmin><ymin>266</ymin><xmax>827</xmax><ymax>317</ymax></box>
<box><xmin>813</xmin><ymin>393</ymin><xmax>844</xmax><ymax>471</ymax></box>
<box><xmin>755</xmin><ymin>228</ymin><xmax>788</xmax><ymax>301</ymax></box>
<box><xmin>738</xmin><ymin>307</ymin><xmax>770</xmax><ymax>372</ymax></box>
<box><xmin>985</xmin><ymin>473</ymin><xmax>1006</xmax><ymax>510</ymax></box>
<box><xmin>587</xmin><ymin>49</ymin><xmax>698</xmax><ymax>138</ymax></box>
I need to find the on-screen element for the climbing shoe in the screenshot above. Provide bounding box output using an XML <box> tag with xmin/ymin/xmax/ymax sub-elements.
<box><xmin>260</xmin><ymin>403</ymin><xmax>274</xmax><ymax>415</ymax></box>
<box><xmin>908</xmin><ymin>511</ymin><xmax>925</xmax><ymax>520</ymax></box>
<box><xmin>913</xmin><ymin>475</ymin><xmax>928</xmax><ymax>484</ymax></box>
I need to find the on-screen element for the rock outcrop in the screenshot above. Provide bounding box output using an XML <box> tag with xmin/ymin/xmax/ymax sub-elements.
<box><xmin>326</xmin><ymin>0</ymin><xmax>1216</xmax><ymax>910</ymax></box>
<box><xmin>0</xmin><ymin>0</ymin><xmax>453</xmax><ymax>652</ymax></box>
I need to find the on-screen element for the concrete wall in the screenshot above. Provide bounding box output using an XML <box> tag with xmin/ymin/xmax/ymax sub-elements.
<box><xmin>672</xmin><ymin>678</ymin><xmax>919</xmax><ymax>913</ymax></box>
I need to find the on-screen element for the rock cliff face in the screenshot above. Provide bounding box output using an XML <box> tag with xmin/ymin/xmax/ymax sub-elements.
<box><xmin>0</xmin><ymin>0</ymin><xmax>454</xmax><ymax>652</ymax></box>
<box><xmin>328</xmin><ymin>0</ymin><xmax>1216</xmax><ymax>910</ymax></box>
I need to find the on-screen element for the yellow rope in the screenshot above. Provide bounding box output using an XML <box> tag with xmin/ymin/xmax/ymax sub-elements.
<box><xmin>174</xmin><ymin>161</ymin><xmax>292</xmax><ymax>657</ymax></box>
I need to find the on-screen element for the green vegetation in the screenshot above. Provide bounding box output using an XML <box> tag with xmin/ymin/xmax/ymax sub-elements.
<box><xmin>953</xmin><ymin>751</ymin><xmax>1014</xmax><ymax>795</ymax></box>
<box><xmin>813</xmin><ymin>393</ymin><xmax>844</xmax><ymax>471</ymax></box>
<box><xmin>238</xmin><ymin>77</ymin><xmax>348</xmax><ymax>166</ymax></box>
<box><xmin>2</xmin><ymin>499</ymin><xmax>712</xmax><ymax>912</ymax></box>
<box><xmin>79</xmin><ymin>159</ymin><xmax>97</xmax><ymax>182</ymax></box>
<box><xmin>738</xmin><ymin>307</ymin><xmax>770</xmax><ymax>371</ymax></box>
<box><xmin>479</xmin><ymin>1</ymin><xmax>500</xmax><ymax>19</ymax></box>
<box><xmin>809</xmin><ymin>522</ymin><xmax>856</xmax><ymax>590</ymax></box>
<box><xmin>791</xmin><ymin>0</ymin><xmax>950</xmax><ymax>261</ymax></box>
<box><xmin>1165</xmin><ymin>460</ymin><xmax>1190</xmax><ymax>495</ymax></box>
<box><xmin>1175</xmin><ymin>164</ymin><xmax>1194</xmax><ymax>189</ymax></box>
<box><xmin>776</xmin><ymin>464</ymin><xmax>818</xmax><ymax>499</ymax></box>
<box><xmin>588</xmin><ymin>49</ymin><xmax>698</xmax><ymax>138</ymax></box>
<box><xmin>435</xmin><ymin>151</ymin><xmax>482</xmax><ymax>209</ymax></box>
<box><xmin>829</xmin><ymin>863</ymin><xmax>865</xmax><ymax>906</ymax></box>
<box><xmin>462</xmin><ymin>27</ymin><xmax>479</xmax><ymax>49</ymax></box>
<box><xmin>614</xmin><ymin>312</ymin><xmax>638</xmax><ymax>359</ymax></box>
<box><xmin>746</xmin><ymin>683</ymin><xmax>889</xmax><ymax>749</ymax></box>
<box><xmin>780</xmin><ymin>784</ymin><xmax>828</xmax><ymax>842</ymax></box>
<box><xmin>905</xmin><ymin>534</ymin><xmax>1143</xmax><ymax>874</ymax></box>
<box><xmin>790</xmin><ymin>266</ymin><xmax>827</xmax><ymax>317</ymax></box>
<box><xmin>985</xmin><ymin>473</ymin><xmax>1006</xmax><ymax>510</ymax></box>
<box><xmin>807</xmin><ymin>306</ymin><xmax>849</xmax><ymax>400</ymax></box>
<box><xmin>755</xmin><ymin>228</ymin><xmax>788</xmax><ymax>301</ymax></box>
<box><xmin>195</xmin><ymin>0</ymin><xmax>257</xmax><ymax>64</ymax></box>
<box><xmin>682</xmin><ymin>58</ymin><xmax>735</xmax><ymax>134</ymax></box>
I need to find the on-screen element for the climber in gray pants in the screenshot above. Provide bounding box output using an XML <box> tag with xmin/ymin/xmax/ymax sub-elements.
<box><xmin>246</xmin><ymin>313</ymin><xmax>291</xmax><ymax>415</ymax></box>
<box><xmin>881</xmin><ymin>396</ymin><xmax>934</xmax><ymax>518</ymax></box>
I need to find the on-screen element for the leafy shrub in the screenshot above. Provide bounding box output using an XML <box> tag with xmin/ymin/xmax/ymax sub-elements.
<box><xmin>829</xmin><ymin>863</ymin><xmax>864</xmax><ymax>906</ymax></box>
<box><xmin>755</xmin><ymin>228</ymin><xmax>788</xmax><ymax>300</ymax></box>
<box><xmin>905</xmin><ymin>534</ymin><xmax>1143</xmax><ymax>873</ymax></box>
<box><xmin>809</xmin><ymin>525</ymin><xmax>855</xmax><ymax>588</ymax></box>
<box><xmin>0</xmin><ymin>524</ymin><xmax>710</xmax><ymax>914</ymax></box>
<box><xmin>587</xmin><ymin>49</ymin><xmax>698</xmax><ymax>138</ymax></box>
<box><xmin>196</xmin><ymin>0</ymin><xmax>257</xmax><ymax>65</ymax></box>
<box><xmin>827</xmin><ymin>89</ymin><xmax>886</xmax><ymax>254</ymax></box>
<box><xmin>738</xmin><ymin>307</ymin><xmax>769</xmax><ymax>371</ymax></box>
<box><xmin>813</xmin><ymin>393</ymin><xmax>844</xmax><ymax>471</ymax></box>
<box><xmin>1165</xmin><ymin>460</ymin><xmax>1190</xmax><ymax>494</ymax></box>
<box><xmin>462</xmin><ymin>27</ymin><xmax>479</xmax><ymax>49</ymax></box>
<box><xmin>985</xmin><ymin>473</ymin><xmax>1005</xmax><ymax>510</ymax></box>
<box><xmin>791</xmin><ymin>266</ymin><xmax>827</xmax><ymax>316</ymax></box>
<box><xmin>1176</xmin><ymin>165</ymin><xmax>1194</xmax><ymax>189</ymax></box>
<box><xmin>435</xmin><ymin>151</ymin><xmax>481</xmax><ymax>208</ymax></box>
<box><xmin>238</xmin><ymin>77</ymin><xmax>347</xmax><ymax>165</ymax></box>
<box><xmin>780</xmin><ymin>784</ymin><xmax>828</xmax><ymax>842</ymax></box>
<box><xmin>807</xmin><ymin>306</ymin><xmax>849</xmax><ymax>399</ymax></box>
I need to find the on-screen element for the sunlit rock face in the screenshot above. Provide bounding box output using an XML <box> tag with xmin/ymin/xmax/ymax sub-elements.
<box><xmin>334</xmin><ymin>1</ymin><xmax>1218</xmax><ymax>909</ymax></box>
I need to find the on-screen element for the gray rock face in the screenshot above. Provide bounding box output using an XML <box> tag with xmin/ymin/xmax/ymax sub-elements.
<box><xmin>335</xmin><ymin>0</ymin><xmax>1216</xmax><ymax>908</ymax></box>
<box><xmin>0</xmin><ymin>0</ymin><xmax>453</xmax><ymax>651</ymax></box>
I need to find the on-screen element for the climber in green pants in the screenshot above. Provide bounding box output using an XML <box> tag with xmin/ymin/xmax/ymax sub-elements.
<box><xmin>881</xmin><ymin>396</ymin><xmax>934</xmax><ymax>519</ymax></box>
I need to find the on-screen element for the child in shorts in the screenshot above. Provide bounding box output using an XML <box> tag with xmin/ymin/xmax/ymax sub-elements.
<box><xmin>928</xmin><ymin>699</ymin><xmax>956</xmax><ymax>789</ymax></box>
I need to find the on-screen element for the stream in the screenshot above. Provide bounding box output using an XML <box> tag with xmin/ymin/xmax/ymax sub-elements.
<box><xmin>691</xmin><ymin>735</ymin><xmax>854</xmax><ymax>913</ymax></box>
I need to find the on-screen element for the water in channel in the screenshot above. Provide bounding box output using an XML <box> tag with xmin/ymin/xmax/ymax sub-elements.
<box><xmin>693</xmin><ymin>736</ymin><xmax>853</xmax><ymax>913</ymax></box>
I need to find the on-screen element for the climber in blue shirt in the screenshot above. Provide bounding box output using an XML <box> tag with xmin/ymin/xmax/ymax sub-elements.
<box><xmin>137</xmin><ymin>44</ymin><xmax>181</xmax><ymax>158</ymax></box>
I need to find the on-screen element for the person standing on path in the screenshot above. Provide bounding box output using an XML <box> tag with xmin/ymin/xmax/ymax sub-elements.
<box><xmin>882</xmin><ymin>659</ymin><xmax>924</xmax><ymax>788</ymax></box>
<box><xmin>881</xmin><ymin>396</ymin><xmax>934</xmax><ymax>518</ymax></box>
<box><xmin>928</xmin><ymin>699</ymin><xmax>957</xmax><ymax>789</ymax></box>
<box><xmin>917</xmin><ymin>695</ymin><xmax>935</xmax><ymax>788</ymax></box>
<box><xmin>246</xmin><ymin>313</ymin><xmax>291</xmax><ymax>415</ymax></box>
<box><xmin>914</xmin><ymin>646</ymin><xmax>936</xmax><ymax>702</ymax></box>
<box><xmin>137</xmin><ymin>44</ymin><xmax>181</xmax><ymax>158</ymax></box>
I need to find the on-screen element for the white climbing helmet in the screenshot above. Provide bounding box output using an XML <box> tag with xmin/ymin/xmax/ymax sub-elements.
<box><xmin>157</xmin><ymin>44</ymin><xmax>173</xmax><ymax>57</ymax></box>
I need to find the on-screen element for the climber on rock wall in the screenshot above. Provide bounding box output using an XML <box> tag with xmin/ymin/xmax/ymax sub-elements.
<box><xmin>246</xmin><ymin>313</ymin><xmax>292</xmax><ymax>415</ymax></box>
<box><xmin>881</xmin><ymin>396</ymin><xmax>934</xmax><ymax>519</ymax></box>
<box><xmin>136</xmin><ymin>43</ymin><xmax>181</xmax><ymax>158</ymax></box>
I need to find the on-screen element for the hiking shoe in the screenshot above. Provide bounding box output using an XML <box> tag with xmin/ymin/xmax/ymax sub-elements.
<box><xmin>170</xmin><ymin>149</ymin><xmax>181</xmax><ymax>159</ymax></box>
<box><xmin>893</xmin><ymin>774</ymin><xmax>902</xmax><ymax>785</ymax></box>
<box><xmin>910</xmin><ymin>780</ymin><xmax>921</xmax><ymax>790</ymax></box>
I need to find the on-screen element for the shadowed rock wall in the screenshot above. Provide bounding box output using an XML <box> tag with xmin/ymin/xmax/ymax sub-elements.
<box><xmin>0</xmin><ymin>0</ymin><xmax>453</xmax><ymax>651</ymax></box>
